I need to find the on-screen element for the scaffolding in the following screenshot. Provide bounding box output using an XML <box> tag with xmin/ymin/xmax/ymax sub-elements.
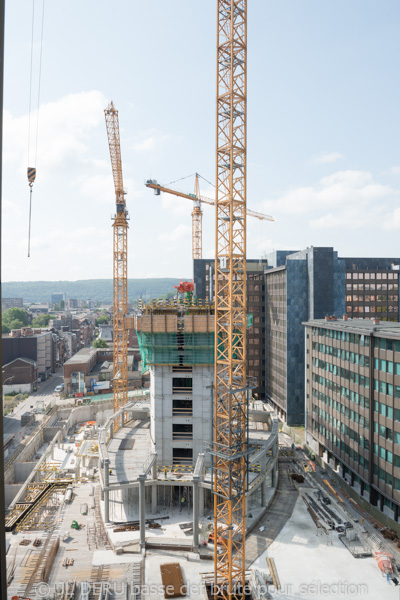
<box><xmin>137</xmin><ymin>332</ymin><xmax>214</xmax><ymax>371</ymax></box>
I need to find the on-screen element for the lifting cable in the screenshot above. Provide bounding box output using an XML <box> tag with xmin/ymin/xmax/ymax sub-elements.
<box><xmin>27</xmin><ymin>0</ymin><xmax>45</xmax><ymax>257</ymax></box>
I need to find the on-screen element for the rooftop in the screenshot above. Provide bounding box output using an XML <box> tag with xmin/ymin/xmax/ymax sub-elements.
<box><xmin>305</xmin><ymin>317</ymin><xmax>400</xmax><ymax>337</ymax></box>
<box><xmin>63</xmin><ymin>347</ymin><xmax>97</xmax><ymax>365</ymax></box>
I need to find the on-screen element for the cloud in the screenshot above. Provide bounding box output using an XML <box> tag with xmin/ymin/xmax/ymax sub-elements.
<box><xmin>4</xmin><ymin>91</ymin><xmax>108</xmax><ymax>178</ymax></box>
<box><xmin>388</xmin><ymin>166</ymin><xmax>400</xmax><ymax>175</ymax></box>
<box><xmin>158</xmin><ymin>224</ymin><xmax>191</xmax><ymax>242</ymax></box>
<box><xmin>260</xmin><ymin>169</ymin><xmax>400</xmax><ymax>231</ymax></box>
<box><xmin>132</xmin><ymin>129</ymin><xmax>170</xmax><ymax>153</ymax></box>
<box><xmin>312</xmin><ymin>151</ymin><xmax>344</xmax><ymax>164</ymax></box>
<box><xmin>382</xmin><ymin>208</ymin><xmax>400</xmax><ymax>231</ymax></box>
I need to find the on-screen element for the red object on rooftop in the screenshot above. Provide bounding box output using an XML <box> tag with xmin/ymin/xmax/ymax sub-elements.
<box><xmin>174</xmin><ymin>281</ymin><xmax>194</xmax><ymax>294</ymax></box>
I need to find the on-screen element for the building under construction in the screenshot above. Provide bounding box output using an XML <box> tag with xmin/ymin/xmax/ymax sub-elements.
<box><xmin>98</xmin><ymin>300</ymin><xmax>279</xmax><ymax>551</ymax></box>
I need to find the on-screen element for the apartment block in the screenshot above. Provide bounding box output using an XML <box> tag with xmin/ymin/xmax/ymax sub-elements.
<box><xmin>305</xmin><ymin>317</ymin><xmax>400</xmax><ymax>523</ymax></box>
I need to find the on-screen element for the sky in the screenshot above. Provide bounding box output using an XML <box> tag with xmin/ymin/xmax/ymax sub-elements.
<box><xmin>2</xmin><ymin>0</ymin><xmax>400</xmax><ymax>282</ymax></box>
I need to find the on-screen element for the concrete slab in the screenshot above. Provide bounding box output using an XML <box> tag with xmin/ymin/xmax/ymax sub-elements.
<box><xmin>92</xmin><ymin>550</ymin><xmax>142</xmax><ymax>565</ymax></box>
<box><xmin>108</xmin><ymin>419</ymin><xmax>152</xmax><ymax>484</ymax></box>
<box><xmin>250</xmin><ymin>496</ymin><xmax>399</xmax><ymax>599</ymax></box>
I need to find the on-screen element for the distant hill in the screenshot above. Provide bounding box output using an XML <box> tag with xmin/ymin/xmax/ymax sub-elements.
<box><xmin>1</xmin><ymin>279</ymin><xmax>187</xmax><ymax>304</ymax></box>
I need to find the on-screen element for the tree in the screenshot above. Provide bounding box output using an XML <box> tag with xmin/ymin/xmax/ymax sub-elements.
<box><xmin>93</xmin><ymin>338</ymin><xmax>109</xmax><ymax>348</ymax></box>
<box><xmin>2</xmin><ymin>307</ymin><xmax>29</xmax><ymax>331</ymax></box>
<box><xmin>32</xmin><ymin>314</ymin><xmax>54</xmax><ymax>327</ymax></box>
<box><xmin>96</xmin><ymin>315</ymin><xmax>108</xmax><ymax>325</ymax></box>
<box><xmin>2</xmin><ymin>324</ymin><xmax>10</xmax><ymax>333</ymax></box>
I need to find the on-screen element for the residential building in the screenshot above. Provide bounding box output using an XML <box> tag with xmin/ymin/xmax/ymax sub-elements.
<box><xmin>193</xmin><ymin>258</ymin><xmax>267</xmax><ymax>398</ymax></box>
<box><xmin>2</xmin><ymin>358</ymin><xmax>37</xmax><ymax>394</ymax></box>
<box><xmin>304</xmin><ymin>317</ymin><xmax>400</xmax><ymax>524</ymax></box>
<box><xmin>67</xmin><ymin>298</ymin><xmax>80</xmax><ymax>309</ymax></box>
<box><xmin>2</xmin><ymin>298</ymin><xmax>23</xmax><ymax>310</ymax></box>
<box><xmin>2</xmin><ymin>329</ymin><xmax>56</xmax><ymax>379</ymax></box>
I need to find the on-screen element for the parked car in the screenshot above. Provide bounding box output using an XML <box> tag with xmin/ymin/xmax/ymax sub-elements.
<box><xmin>55</xmin><ymin>384</ymin><xmax>64</xmax><ymax>393</ymax></box>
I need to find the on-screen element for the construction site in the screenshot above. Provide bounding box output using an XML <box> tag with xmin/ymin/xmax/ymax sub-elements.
<box><xmin>3</xmin><ymin>1</ymin><xmax>400</xmax><ymax>600</ymax></box>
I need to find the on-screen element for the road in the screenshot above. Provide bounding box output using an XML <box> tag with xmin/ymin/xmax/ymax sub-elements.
<box><xmin>3</xmin><ymin>368</ymin><xmax>64</xmax><ymax>438</ymax></box>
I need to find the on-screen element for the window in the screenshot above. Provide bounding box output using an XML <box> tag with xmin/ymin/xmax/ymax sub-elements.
<box><xmin>172</xmin><ymin>399</ymin><xmax>192</xmax><ymax>416</ymax></box>
<box><xmin>172</xmin><ymin>423</ymin><xmax>193</xmax><ymax>440</ymax></box>
<box><xmin>395</xmin><ymin>432</ymin><xmax>400</xmax><ymax>445</ymax></box>
<box><xmin>172</xmin><ymin>377</ymin><xmax>193</xmax><ymax>394</ymax></box>
<box><xmin>172</xmin><ymin>448</ymin><xmax>193</xmax><ymax>465</ymax></box>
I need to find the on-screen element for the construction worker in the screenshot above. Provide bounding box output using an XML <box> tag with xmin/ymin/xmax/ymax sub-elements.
<box><xmin>180</xmin><ymin>495</ymin><xmax>187</xmax><ymax>513</ymax></box>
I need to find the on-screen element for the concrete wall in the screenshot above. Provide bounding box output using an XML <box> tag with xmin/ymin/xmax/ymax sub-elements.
<box><xmin>15</xmin><ymin>462</ymin><xmax>36</xmax><ymax>483</ymax></box>
<box><xmin>5</xmin><ymin>484</ymin><xmax>23</xmax><ymax>507</ymax></box>
<box><xmin>5</xmin><ymin>427</ymin><xmax>44</xmax><ymax>484</ymax></box>
<box><xmin>151</xmin><ymin>365</ymin><xmax>213</xmax><ymax>465</ymax></box>
<box><xmin>59</xmin><ymin>401</ymin><xmax>113</xmax><ymax>432</ymax></box>
<box><xmin>4</xmin><ymin>383</ymin><xmax>32</xmax><ymax>394</ymax></box>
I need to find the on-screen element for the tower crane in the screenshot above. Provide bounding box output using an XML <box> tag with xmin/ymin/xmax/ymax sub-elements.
<box><xmin>104</xmin><ymin>101</ymin><xmax>129</xmax><ymax>430</ymax></box>
<box><xmin>145</xmin><ymin>174</ymin><xmax>273</xmax><ymax>260</ymax></box>
<box><xmin>212</xmin><ymin>1</ymin><xmax>250</xmax><ymax>598</ymax></box>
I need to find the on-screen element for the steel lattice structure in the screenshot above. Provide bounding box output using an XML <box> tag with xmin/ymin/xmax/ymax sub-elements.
<box><xmin>105</xmin><ymin>102</ymin><xmax>129</xmax><ymax>429</ymax></box>
<box><xmin>213</xmin><ymin>1</ymin><xmax>248</xmax><ymax>598</ymax></box>
<box><xmin>192</xmin><ymin>174</ymin><xmax>203</xmax><ymax>260</ymax></box>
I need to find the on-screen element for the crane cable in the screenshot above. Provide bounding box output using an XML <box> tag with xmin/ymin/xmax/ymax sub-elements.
<box><xmin>27</xmin><ymin>0</ymin><xmax>45</xmax><ymax>257</ymax></box>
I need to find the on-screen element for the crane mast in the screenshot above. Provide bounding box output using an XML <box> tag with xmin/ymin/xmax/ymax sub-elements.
<box><xmin>213</xmin><ymin>1</ymin><xmax>248</xmax><ymax>598</ymax></box>
<box><xmin>192</xmin><ymin>173</ymin><xmax>202</xmax><ymax>260</ymax></box>
<box><xmin>105</xmin><ymin>101</ymin><xmax>129</xmax><ymax>430</ymax></box>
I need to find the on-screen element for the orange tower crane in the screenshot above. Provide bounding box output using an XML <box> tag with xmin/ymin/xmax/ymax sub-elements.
<box><xmin>212</xmin><ymin>1</ymin><xmax>250</xmax><ymax>598</ymax></box>
<box><xmin>145</xmin><ymin>174</ymin><xmax>273</xmax><ymax>260</ymax></box>
<box><xmin>105</xmin><ymin>101</ymin><xmax>129</xmax><ymax>429</ymax></box>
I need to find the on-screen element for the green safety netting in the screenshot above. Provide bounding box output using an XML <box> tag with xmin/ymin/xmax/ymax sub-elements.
<box><xmin>136</xmin><ymin>332</ymin><xmax>214</xmax><ymax>372</ymax></box>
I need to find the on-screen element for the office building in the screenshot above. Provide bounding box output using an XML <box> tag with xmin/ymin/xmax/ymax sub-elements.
<box><xmin>51</xmin><ymin>292</ymin><xmax>66</xmax><ymax>306</ymax></box>
<box><xmin>344</xmin><ymin>258</ymin><xmax>400</xmax><ymax>321</ymax></box>
<box><xmin>264</xmin><ymin>248</ymin><xmax>400</xmax><ymax>425</ymax></box>
<box><xmin>265</xmin><ymin>247</ymin><xmax>345</xmax><ymax>425</ymax></box>
<box><xmin>305</xmin><ymin>317</ymin><xmax>400</xmax><ymax>523</ymax></box>
<box><xmin>193</xmin><ymin>258</ymin><xmax>267</xmax><ymax>398</ymax></box>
